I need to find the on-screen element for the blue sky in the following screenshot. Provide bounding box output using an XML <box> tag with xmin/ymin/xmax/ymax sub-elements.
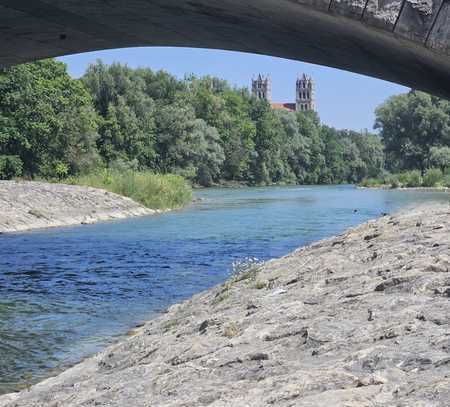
<box><xmin>58</xmin><ymin>47</ymin><xmax>408</xmax><ymax>131</ymax></box>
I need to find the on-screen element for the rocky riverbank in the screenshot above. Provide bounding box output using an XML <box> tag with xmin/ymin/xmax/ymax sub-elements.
<box><xmin>0</xmin><ymin>181</ymin><xmax>161</xmax><ymax>233</ymax></box>
<box><xmin>358</xmin><ymin>185</ymin><xmax>450</xmax><ymax>193</ymax></box>
<box><xmin>1</xmin><ymin>203</ymin><xmax>450</xmax><ymax>406</ymax></box>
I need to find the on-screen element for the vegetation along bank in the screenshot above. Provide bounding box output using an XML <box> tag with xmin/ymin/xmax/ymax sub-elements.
<box><xmin>1</xmin><ymin>59</ymin><xmax>384</xmax><ymax>187</ymax></box>
<box><xmin>0</xmin><ymin>171</ymin><xmax>191</xmax><ymax>233</ymax></box>
<box><xmin>2</xmin><ymin>60</ymin><xmax>449</xmax><ymax>189</ymax></box>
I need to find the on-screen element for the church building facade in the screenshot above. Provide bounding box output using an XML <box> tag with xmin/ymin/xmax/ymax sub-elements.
<box><xmin>251</xmin><ymin>74</ymin><xmax>316</xmax><ymax>112</ymax></box>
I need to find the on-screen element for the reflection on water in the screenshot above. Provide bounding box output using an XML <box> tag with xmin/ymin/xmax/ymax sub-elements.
<box><xmin>0</xmin><ymin>185</ymin><xmax>448</xmax><ymax>393</ymax></box>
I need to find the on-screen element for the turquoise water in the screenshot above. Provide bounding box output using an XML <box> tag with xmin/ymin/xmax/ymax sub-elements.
<box><xmin>0</xmin><ymin>185</ymin><xmax>448</xmax><ymax>393</ymax></box>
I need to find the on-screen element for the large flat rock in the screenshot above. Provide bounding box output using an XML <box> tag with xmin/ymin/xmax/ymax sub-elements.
<box><xmin>1</xmin><ymin>202</ymin><xmax>449</xmax><ymax>405</ymax></box>
<box><xmin>0</xmin><ymin>180</ymin><xmax>156</xmax><ymax>233</ymax></box>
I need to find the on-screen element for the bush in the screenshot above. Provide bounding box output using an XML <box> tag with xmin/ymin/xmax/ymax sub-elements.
<box><xmin>422</xmin><ymin>168</ymin><xmax>443</xmax><ymax>187</ymax></box>
<box><xmin>443</xmin><ymin>173</ymin><xmax>450</xmax><ymax>188</ymax></box>
<box><xmin>397</xmin><ymin>170</ymin><xmax>422</xmax><ymax>187</ymax></box>
<box><xmin>54</xmin><ymin>162</ymin><xmax>69</xmax><ymax>180</ymax></box>
<box><xmin>66</xmin><ymin>170</ymin><xmax>192</xmax><ymax>209</ymax></box>
<box><xmin>385</xmin><ymin>173</ymin><xmax>400</xmax><ymax>188</ymax></box>
<box><xmin>0</xmin><ymin>155</ymin><xmax>23</xmax><ymax>180</ymax></box>
<box><xmin>360</xmin><ymin>178</ymin><xmax>384</xmax><ymax>187</ymax></box>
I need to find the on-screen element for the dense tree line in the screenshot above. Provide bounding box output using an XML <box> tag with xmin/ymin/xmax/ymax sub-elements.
<box><xmin>0</xmin><ymin>59</ymin><xmax>385</xmax><ymax>185</ymax></box>
<box><xmin>375</xmin><ymin>90</ymin><xmax>450</xmax><ymax>175</ymax></box>
<box><xmin>364</xmin><ymin>90</ymin><xmax>450</xmax><ymax>189</ymax></box>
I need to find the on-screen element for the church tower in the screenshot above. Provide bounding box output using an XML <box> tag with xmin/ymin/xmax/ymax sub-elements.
<box><xmin>296</xmin><ymin>74</ymin><xmax>315</xmax><ymax>112</ymax></box>
<box><xmin>252</xmin><ymin>74</ymin><xmax>272</xmax><ymax>102</ymax></box>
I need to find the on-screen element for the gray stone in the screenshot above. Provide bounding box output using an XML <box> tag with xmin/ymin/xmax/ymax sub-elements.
<box><xmin>0</xmin><ymin>180</ymin><xmax>160</xmax><ymax>233</ymax></box>
<box><xmin>330</xmin><ymin>0</ymin><xmax>368</xmax><ymax>18</ymax></box>
<box><xmin>395</xmin><ymin>0</ymin><xmax>443</xmax><ymax>42</ymax></box>
<box><xmin>427</xmin><ymin>0</ymin><xmax>450</xmax><ymax>54</ymax></box>
<box><xmin>363</xmin><ymin>0</ymin><xmax>403</xmax><ymax>29</ymax></box>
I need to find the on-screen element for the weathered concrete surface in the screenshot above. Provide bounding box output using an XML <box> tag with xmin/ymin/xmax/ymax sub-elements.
<box><xmin>1</xmin><ymin>203</ymin><xmax>450</xmax><ymax>406</ymax></box>
<box><xmin>395</xmin><ymin>0</ymin><xmax>443</xmax><ymax>42</ymax></box>
<box><xmin>0</xmin><ymin>0</ymin><xmax>449</xmax><ymax>98</ymax></box>
<box><xmin>0</xmin><ymin>181</ymin><xmax>158</xmax><ymax>233</ymax></box>
<box><xmin>427</xmin><ymin>0</ymin><xmax>450</xmax><ymax>55</ymax></box>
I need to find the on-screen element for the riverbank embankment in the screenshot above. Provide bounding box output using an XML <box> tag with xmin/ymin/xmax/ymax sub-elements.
<box><xmin>0</xmin><ymin>181</ymin><xmax>162</xmax><ymax>233</ymax></box>
<box><xmin>358</xmin><ymin>185</ymin><xmax>450</xmax><ymax>193</ymax></box>
<box><xmin>2</xmin><ymin>203</ymin><xmax>450</xmax><ymax>406</ymax></box>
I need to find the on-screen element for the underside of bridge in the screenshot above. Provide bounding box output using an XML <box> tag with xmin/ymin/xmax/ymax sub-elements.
<box><xmin>0</xmin><ymin>0</ymin><xmax>449</xmax><ymax>98</ymax></box>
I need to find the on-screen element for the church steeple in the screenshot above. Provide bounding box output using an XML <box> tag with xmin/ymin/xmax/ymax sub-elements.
<box><xmin>296</xmin><ymin>74</ymin><xmax>315</xmax><ymax>112</ymax></box>
<box><xmin>252</xmin><ymin>74</ymin><xmax>272</xmax><ymax>102</ymax></box>
<box><xmin>251</xmin><ymin>74</ymin><xmax>316</xmax><ymax>112</ymax></box>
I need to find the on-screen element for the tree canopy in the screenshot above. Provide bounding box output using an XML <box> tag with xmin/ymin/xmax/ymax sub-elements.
<box><xmin>0</xmin><ymin>60</ymin><xmax>101</xmax><ymax>178</ymax></box>
<box><xmin>375</xmin><ymin>90</ymin><xmax>450</xmax><ymax>174</ymax></box>
<box><xmin>0</xmin><ymin>59</ymin><xmax>389</xmax><ymax>185</ymax></box>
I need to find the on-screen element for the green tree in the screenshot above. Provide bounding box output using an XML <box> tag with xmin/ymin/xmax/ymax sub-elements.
<box><xmin>0</xmin><ymin>59</ymin><xmax>101</xmax><ymax>178</ymax></box>
<box><xmin>296</xmin><ymin>111</ymin><xmax>325</xmax><ymax>184</ymax></box>
<box><xmin>250</xmin><ymin>102</ymin><xmax>286</xmax><ymax>184</ymax></box>
<box><xmin>349</xmin><ymin>130</ymin><xmax>385</xmax><ymax>179</ymax></box>
<box><xmin>0</xmin><ymin>155</ymin><xmax>23</xmax><ymax>179</ymax></box>
<box><xmin>429</xmin><ymin>146</ymin><xmax>450</xmax><ymax>173</ymax></box>
<box><xmin>82</xmin><ymin>61</ymin><xmax>156</xmax><ymax>169</ymax></box>
<box><xmin>375</xmin><ymin>91</ymin><xmax>450</xmax><ymax>174</ymax></box>
<box><xmin>154</xmin><ymin>105</ymin><xmax>224</xmax><ymax>185</ymax></box>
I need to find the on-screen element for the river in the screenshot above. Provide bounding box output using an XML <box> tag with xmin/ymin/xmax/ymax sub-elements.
<box><xmin>0</xmin><ymin>185</ymin><xmax>448</xmax><ymax>393</ymax></box>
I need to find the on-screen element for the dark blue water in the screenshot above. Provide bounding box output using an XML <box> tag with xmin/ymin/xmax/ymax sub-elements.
<box><xmin>0</xmin><ymin>185</ymin><xmax>448</xmax><ymax>393</ymax></box>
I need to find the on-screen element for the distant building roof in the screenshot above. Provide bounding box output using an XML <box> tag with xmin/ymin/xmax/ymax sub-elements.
<box><xmin>270</xmin><ymin>102</ymin><xmax>296</xmax><ymax>112</ymax></box>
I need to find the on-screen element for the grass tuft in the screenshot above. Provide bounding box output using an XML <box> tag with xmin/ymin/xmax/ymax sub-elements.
<box><xmin>223</xmin><ymin>322</ymin><xmax>240</xmax><ymax>338</ymax></box>
<box><xmin>255</xmin><ymin>281</ymin><xmax>268</xmax><ymax>290</ymax></box>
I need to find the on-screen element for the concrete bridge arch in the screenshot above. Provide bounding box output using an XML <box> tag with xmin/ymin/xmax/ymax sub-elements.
<box><xmin>0</xmin><ymin>0</ymin><xmax>449</xmax><ymax>97</ymax></box>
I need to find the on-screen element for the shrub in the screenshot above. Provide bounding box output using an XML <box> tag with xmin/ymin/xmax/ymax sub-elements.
<box><xmin>255</xmin><ymin>281</ymin><xmax>268</xmax><ymax>290</ymax></box>
<box><xmin>443</xmin><ymin>173</ymin><xmax>450</xmax><ymax>188</ymax></box>
<box><xmin>54</xmin><ymin>162</ymin><xmax>69</xmax><ymax>180</ymax></box>
<box><xmin>385</xmin><ymin>174</ymin><xmax>400</xmax><ymax>188</ymax></box>
<box><xmin>397</xmin><ymin>170</ymin><xmax>422</xmax><ymax>187</ymax></box>
<box><xmin>422</xmin><ymin>168</ymin><xmax>443</xmax><ymax>187</ymax></box>
<box><xmin>0</xmin><ymin>155</ymin><xmax>23</xmax><ymax>180</ymax></box>
<box><xmin>66</xmin><ymin>170</ymin><xmax>192</xmax><ymax>209</ymax></box>
<box><xmin>360</xmin><ymin>178</ymin><xmax>384</xmax><ymax>187</ymax></box>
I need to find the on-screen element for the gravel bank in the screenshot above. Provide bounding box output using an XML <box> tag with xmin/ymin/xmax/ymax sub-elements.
<box><xmin>1</xmin><ymin>203</ymin><xmax>450</xmax><ymax>406</ymax></box>
<box><xmin>0</xmin><ymin>181</ymin><xmax>160</xmax><ymax>233</ymax></box>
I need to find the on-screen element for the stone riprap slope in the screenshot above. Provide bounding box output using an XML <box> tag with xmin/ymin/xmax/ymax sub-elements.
<box><xmin>0</xmin><ymin>181</ymin><xmax>156</xmax><ymax>233</ymax></box>
<box><xmin>1</xmin><ymin>204</ymin><xmax>450</xmax><ymax>406</ymax></box>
